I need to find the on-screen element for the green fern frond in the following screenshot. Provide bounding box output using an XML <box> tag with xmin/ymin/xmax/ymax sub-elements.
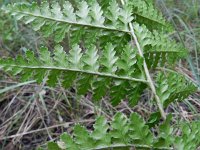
<box><xmin>174</xmin><ymin>121</ymin><xmax>200</xmax><ymax>150</ymax></box>
<box><xmin>129</xmin><ymin>0</ymin><xmax>171</xmax><ymax>31</ymax></box>
<box><xmin>129</xmin><ymin>113</ymin><xmax>154</xmax><ymax>145</ymax></box>
<box><xmin>154</xmin><ymin>115</ymin><xmax>174</xmax><ymax>148</ymax></box>
<box><xmin>47</xmin><ymin>112</ymin><xmax>200</xmax><ymax>150</ymax></box>
<box><xmin>1</xmin><ymin>1</ymin><xmax>199</xmax><ymax>149</ymax></box>
<box><xmin>1</xmin><ymin>0</ymin><xmax>196</xmax><ymax>114</ymax></box>
<box><xmin>156</xmin><ymin>72</ymin><xmax>197</xmax><ymax>108</ymax></box>
<box><xmin>3</xmin><ymin>1</ymin><xmax>131</xmax><ymax>42</ymax></box>
<box><xmin>133</xmin><ymin>23</ymin><xmax>186</xmax><ymax>68</ymax></box>
<box><xmin>110</xmin><ymin>113</ymin><xmax>130</xmax><ymax>144</ymax></box>
<box><xmin>0</xmin><ymin>44</ymin><xmax>147</xmax><ymax>106</ymax></box>
<box><xmin>150</xmin><ymin>31</ymin><xmax>186</xmax><ymax>56</ymax></box>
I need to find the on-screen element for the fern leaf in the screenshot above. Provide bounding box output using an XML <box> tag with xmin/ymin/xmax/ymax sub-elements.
<box><xmin>0</xmin><ymin>45</ymin><xmax>147</xmax><ymax>106</ymax></box>
<box><xmin>92</xmin><ymin>77</ymin><xmax>110</xmax><ymax>100</ymax></box>
<box><xmin>133</xmin><ymin>23</ymin><xmax>186</xmax><ymax>68</ymax></box>
<box><xmin>134</xmin><ymin>23</ymin><xmax>153</xmax><ymax>48</ymax></box>
<box><xmin>77</xmin><ymin>74</ymin><xmax>93</xmax><ymax>95</ymax></box>
<box><xmin>54</xmin><ymin>45</ymin><xmax>68</xmax><ymax>68</ymax></box>
<box><xmin>54</xmin><ymin>24</ymin><xmax>70</xmax><ymax>43</ymax></box>
<box><xmin>68</xmin><ymin>44</ymin><xmax>83</xmax><ymax>69</ymax></box>
<box><xmin>3</xmin><ymin>1</ymin><xmax>185</xmax><ymax>69</ymax></box>
<box><xmin>127</xmin><ymin>83</ymin><xmax>146</xmax><ymax>106</ymax></box>
<box><xmin>110</xmin><ymin>113</ymin><xmax>130</xmax><ymax>145</ymax></box>
<box><xmin>45</xmin><ymin>112</ymin><xmax>200</xmax><ymax>150</ymax></box>
<box><xmin>156</xmin><ymin>72</ymin><xmax>197</xmax><ymax>108</ymax></box>
<box><xmin>117</xmin><ymin>44</ymin><xmax>137</xmax><ymax>77</ymax></box>
<box><xmin>2</xmin><ymin>0</ymin><xmax>172</xmax><ymax>38</ymax></box>
<box><xmin>119</xmin><ymin>3</ymin><xmax>134</xmax><ymax>31</ymax></box>
<box><xmin>129</xmin><ymin>113</ymin><xmax>153</xmax><ymax>146</ymax></box>
<box><xmin>101</xmin><ymin>43</ymin><xmax>118</xmax><ymax>74</ymax></box>
<box><xmin>1</xmin><ymin>42</ymin><xmax>191</xmax><ymax>106</ymax></box>
<box><xmin>129</xmin><ymin>0</ymin><xmax>171</xmax><ymax>31</ymax></box>
<box><xmin>60</xmin><ymin>133</ymin><xmax>79</xmax><ymax>149</ymax></box>
<box><xmin>110</xmin><ymin>80</ymin><xmax>129</xmax><ymax>106</ymax></box>
<box><xmin>174</xmin><ymin>122</ymin><xmax>200</xmax><ymax>150</ymax></box>
<box><xmin>154</xmin><ymin>115</ymin><xmax>174</xmax><ymax>148</ymax></box>
<box><xmin>90</xmin><ymin>2</ymin><xmax>105</xmax><ymax>26</ymax></box>
<box><xmin>47</xmin><ymin>70</ymin><xmax>61</xmax><ymax>87</ymax></box>
<box><xmin>91</xmin><ymin>116</ymin><xmax>111</xmax><ymax>148</ymax></box>
<box><xmin>105</xmin><ymin>0</ymin><xmax>120</xmax><ymax>28</ymax></box>
<box><xmin>83</xmin><ymin>45</ymin><xmax>99</xmax><ymax>72</ymax></box>
<box><xmin>73</xmin><ymin>125</ymin><xmax>95</xmax><ymax>149</ymax></box>
<box><xmin>76</xmin><ymin>1</ymin><xmax>91</xmax><ymax>24</ymax></box>
<box><xmin>39</xmin><ymin>47</ymin><xmax>53</xmax><ymax>66</ymax></box>
<box><xmin>62</xmin><ymin>72</ymin><xmax>77</xmax><ymax>89</ymax></box>
<box><xmin>51</xmin><ymin>2</ymin><xmax>63</xmax><ymax>19</ymax></box>
<box><xmin>3</xmin><ymin>1</ymin><xmax>131</xmax><ymax>44</ymax></box>
<box><xmin>63</xmin><ymin>1</ymin><xmax>76</xmax><ymax>22</ymax></box>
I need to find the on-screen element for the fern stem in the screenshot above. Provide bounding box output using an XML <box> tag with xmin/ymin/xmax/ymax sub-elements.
<box><xmin>130</xmin><ymin>24</ymin><xmax>166</xmax><ymax>119</ymax></box>
<box><xmin>121</xmin><ymin>0</ymin><xmax>166</xmax><ymax>120</ymax></box>
<box><xmin>130</xmin><ymin>25</ymin><xmax>166</xmax><ymax>119</ymax></box>
<box><xmin>6</xmin><ymin>65</ymin><xmax>148</xmax><ymax>83</ymax></box>
<box><xmin>89</xmin><ymin>144</ymin><xmax>172</xmax><ymax>150</ymax></box>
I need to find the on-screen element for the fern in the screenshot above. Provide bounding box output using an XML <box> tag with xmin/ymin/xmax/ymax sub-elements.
<box><xmin>0</xmin><ymin>44</ymin><xmax>146</xmax><ymax>106</ymax></box>
<box><xmin>1</xmin><ymin>44</ymin><xmax>193</xmax><ymax>107</ymax></box>
<box><xmin>1</xmin><ymin>0</ymin><xmax>196</xmax><ymax>112</ymax></box>
<box><xmin>46</xmin><ymin>112</ymin><xmax>200</xmax><ymax>150</ymax></box>
<box><xmin>174</xmin><ymin>121</ymin><xmax>200</xmax><ymax>150</ymax></box>
<box><xmin>129</xmin><ymin>0</ymin><xmax>172</xmax><ymax>31</ymax></box>
<box><xmin>0</xmin><ymin>0</ymin><xmax>199</xmax><ymax>149</ymax></box>
<box><xmin>3</xmin><ymin>1</ymin><xmax>130</xmax><ymax>40</ymax></box>
<box><xmin>2</xmin><ymin>1</ymin><xmax>184</xmax><ymax>66</ymax></box>
<box><xmin>1</xmin><ymin>0</ymin><xmax>196</xmax><ymax>114</ymax></box>
<box><xmin>156</xmin><ymin>72</ymin><xmax>197</xmax><ymax>108</ymax></box>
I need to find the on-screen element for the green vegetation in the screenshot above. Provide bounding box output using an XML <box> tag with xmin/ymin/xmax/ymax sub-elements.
<box><xmin>47</xmin><ymin>113</ymin><xmax>200</xmax><ymax>150</ymax></box>
<box><xmin>0</xmin><ymin>0</ymin><xmax>199</xmax><ymax>149</ymax></box>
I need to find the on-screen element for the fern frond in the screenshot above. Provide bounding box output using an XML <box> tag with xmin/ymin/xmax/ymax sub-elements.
<box><xmin>0</xmin><ymin>44</ymin><xmax>147</xmax><ymax>106</ymax></box>
<box><xmin>3</xmin><ymin>1</ymin><xmax>131</xmax><ymax>42</ymax></box>
<box><xmin>156</xmin><ymin>72</ymin><xmax>197</xmax><ymax>108</ymax></box>
<box><xmin>133</xmin><ymin>23</ymin><xmax>186</xmax><ymax>68</ymax></box>
<box><xmin>129</xmin><ymin>0</ymin><xmax>171</xmax><ymax>31</ymax></box>
<box><xmin>47</xmin><ymin>112</ymin><xmax>200</xmax><ymax>150</ymax></box>
<box><xmin>1</xmin><ymin>1</ymin><xmax>199</xmax><ymax>149</ymax></box>
<box><xmin>174</xmin><ymin>121</ymin><xmax>200</xmax><ymax>150</ymax></box>
<box><xmin>110</xmin><ymin>80</ymin><xmax>129</xmax><ymax>106</ymax></box>
<box><xmin>129</xmin><ymin>113</ymin><xmax>153</xmax><ymax>145</ymax></box>
<box><xmin>154</xmin><ymin>115</ymin><xmax>174</xmax><ymax>148</ymax></box>
<box><xmin>110</xmin><ymin>113</ymin><xmax>130</xmax><ymax>144</ymax></box>
<box><xmin>48</xmin><ymin>113</ymin><xmax>166</xmax><ymax>150</ymax></box>
<box><xmin>1</xmin><ymin>0</ymin><xmax>196</xmax><ymax>116</ymax></box>
<box><xmin>91</xmin><ymin>116</ymin><xmax>111</xmax><ymax>147</ymax></box>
